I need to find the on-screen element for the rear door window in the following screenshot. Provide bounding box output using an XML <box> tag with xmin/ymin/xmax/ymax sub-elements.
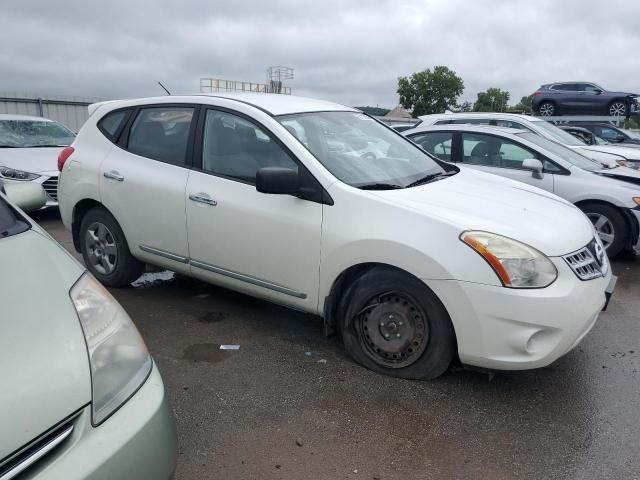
<box><xmin>409</xmin><ymin>132</ymin><xmax>453</xmax><ymax>161</ymax></box>
<box><xmin>127</xmin><ymin>107</ymin><xmax>194</xmax><ymax>166</ymax></box>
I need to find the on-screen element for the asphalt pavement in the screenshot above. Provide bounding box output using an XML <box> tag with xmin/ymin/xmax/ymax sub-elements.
<box><xmin>35</xmin><ymin>209</ymin><xmax>640</xmax><ymax>480</ymax></box>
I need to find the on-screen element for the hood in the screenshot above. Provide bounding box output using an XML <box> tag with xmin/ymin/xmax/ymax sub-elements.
<box><xmin>594</xmin><ymin>167</ymin><xmax>640</xmax><ymax>186</ymax></box>
<box><xmin>0</xmin><ymin>229</ymin><xmax>90</xmax><ymax>461</ymax></box>
<box><xmin>580</xmin><ymin>144</ymin><xmax>640</xmax><ymax>162</ymax></box>
<box><xmin>0</xmin><ymin>147</ymin><xmax>63</xmax><ymax>174</ymax></box>
<box><xmin>372</xmin><ymin>167</ymin><xmax>593</xmax><ymax>256</ymax></box>
<box><xmin>608</xmin><ymin>91</ymin><xmax>638</xmax><ymax>98</ymax></box>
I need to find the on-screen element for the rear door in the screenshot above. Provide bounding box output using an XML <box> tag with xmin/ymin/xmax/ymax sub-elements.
<box><xmin>99</xmin><ymin>104</ymin><xmax>196</xmax><ymax>271</ymax></box>
<box><xmin>459</xmin><ymin>132</ymin><xmax>555</xmax><ymax>192</ymax></box>
<box><xmin>185</xmin><ymin>106</ymin><xmax>322</xmax><ymax>312</ymax></box>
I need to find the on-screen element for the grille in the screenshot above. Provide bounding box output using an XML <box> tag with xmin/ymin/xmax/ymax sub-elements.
<box><xmin>42</xmin><ymin>176</ymin><xmax>58</xmax><ymax>202</ymax></box>
<box><xmin>0</xmin><ymin>414</ymin><xmax>76</xmax><ymax>480</ymax></box>
<box><xmin>563</xmin><ymin>238</ymin><xmax>607</xmax><ymax>281</ymax></box>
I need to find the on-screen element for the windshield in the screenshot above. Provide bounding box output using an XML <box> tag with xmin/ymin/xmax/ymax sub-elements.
<box><xmin>532</xmin><ymin>120</ymin><xmax>586</xmax><ymax>146</ymax></box>
<box><xmin>0</xmin><ymin>120</ymin><xmax>75</xmax><ymax>148</ymax></box>
<box><xmin>277</xmin><ymin>111</ymin><xmax>449</xmax><ymax>188</ymax></box>
<box><xmin>624</xmin><ymin>128</ymin><xmax>640</xmax><ymax>140</ymax></box>
<box><xmin>516</xmin><ymin>132</ymin><xmax>604</xmax><ymax>171</ymax></box>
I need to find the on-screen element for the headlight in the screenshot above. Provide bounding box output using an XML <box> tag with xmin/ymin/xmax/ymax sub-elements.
<box><xmin>0</xmin><ymin>165</ymin><xmax>40</xmax><ymax>181</ymax></box>
<box><xmin>70</xmin><ymin>273</ymin><xmax>152</xmax><ymax>425</ymax></box>
<box><xmin>461</xmin><ymin>231</ymin><xmax>558</xmax><ymax>288</ymax></box>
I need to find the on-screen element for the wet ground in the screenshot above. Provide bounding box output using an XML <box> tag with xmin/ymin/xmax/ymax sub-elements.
<box><xmin>36</xmin><ymin>209</ymin><xmax>639</xmax><ymax>480</ymax></box>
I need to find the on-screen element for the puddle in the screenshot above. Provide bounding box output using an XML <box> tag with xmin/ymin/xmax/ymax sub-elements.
<box><xmin>183</xmin><ymin>343</ymin><xmax>230</xmax><ymax>364</ymax></box>
<box><xmin>131</xmin><ymin>270</ymin><xmax>175</xmax><ymax>289</ymax></box>
<box><xmin>198</xmin><ymin>311</ymin><xmax>227</xmax><ymax>323</ymax></box>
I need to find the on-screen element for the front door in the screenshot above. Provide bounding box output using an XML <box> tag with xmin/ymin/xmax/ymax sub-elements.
<box><xmin>185</xmin><ymin>107</ymin><xmax>322</xmax><ymax>312</ymax></box>
<box><xmin>459</xmin><ymin>132</ymin><xmax>555</xmax><ymax>192</ymax></box>
<box><xmin>99</xmin><ymin>105</ymin><xmax>196</xmax><ymax>271</ymax></box>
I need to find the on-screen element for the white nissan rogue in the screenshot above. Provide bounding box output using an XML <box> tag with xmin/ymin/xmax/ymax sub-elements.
<box><xmin>58</xmin><ymin>94</ymin><xmax>615</xmax><ymax>379</ymax></box>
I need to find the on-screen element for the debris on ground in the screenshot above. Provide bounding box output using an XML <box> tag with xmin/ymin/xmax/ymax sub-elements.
<box><xmin>304</xmin><ymin>351</ymin><xmax>313</xmax><ymax>357</ymax></box>
<box><xmin>220</xmin><ymin>344</ymin><xmax>240</xmax><ymax>350</ymax></box>
<box><xmin>296</xmin><ymin>437</ymin><xmax>303</xmax><ymax>447</ymax></box>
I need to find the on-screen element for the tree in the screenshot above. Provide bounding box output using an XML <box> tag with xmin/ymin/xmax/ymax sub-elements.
<box><xmin>473</xmin><ymin>88</ymin><xmax>510</xmax><ymax>112</ymax></box>
<box><xmin>454</xmin><ymin>100</ymin><xmax>473</xmax><ymax>112</ymax></box>
<box><xmin>509</xmin><ymin>94</ymin><xmax>534</xmax><ymax>114</ymax></box>
<box><xmin>397</xmin><ymin>66</ymin><xmax>465</xmax><ymax>117</ymax></box>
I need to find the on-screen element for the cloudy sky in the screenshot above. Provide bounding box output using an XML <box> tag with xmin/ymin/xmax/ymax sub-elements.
<box><xmin>2</xmin><ymin>0</ymin><xmax>639</xmax><ymax>109</ymax></box>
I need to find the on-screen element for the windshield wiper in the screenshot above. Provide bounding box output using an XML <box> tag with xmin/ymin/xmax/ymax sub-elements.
<box><xmin>357</xmin><ymin>182</ymin><xmax>404</xmax><ymax>190</ymax></box>
<box><xmin>406</xmin><ymin>170</ymin><xmax>456</xmax><ymax>188</ymax></box>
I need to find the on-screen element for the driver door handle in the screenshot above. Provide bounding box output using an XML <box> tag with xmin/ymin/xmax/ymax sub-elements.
<box><xmin>189</xmin><ymin>192</ymin><xmax>217</xmax><ymax>206</ymax></box>
<box><xmin>103</xmin><ymin>170</ymin><xmax>124</xmax><ymax>182</ymax></box>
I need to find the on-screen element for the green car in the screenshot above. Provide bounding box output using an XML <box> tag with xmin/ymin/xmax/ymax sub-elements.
<box><xmin>0</xmin><ymin>183</ymin><xmax>177</xmax><ymax>479</ymax></box>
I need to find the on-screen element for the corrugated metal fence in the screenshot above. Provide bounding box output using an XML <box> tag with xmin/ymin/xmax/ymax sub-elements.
<box><xmin>0</xmin><ymin>93</ymin><xmax>103</xmax><ymax>132</ymax></box>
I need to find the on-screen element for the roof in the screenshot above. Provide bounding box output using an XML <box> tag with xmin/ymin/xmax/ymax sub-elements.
<box><xmin>405</xmin><ymin>124</ymin><xmax>529</xmax><ymax>136</ymax></box>
<box><xmin>92</xmin><ymin>94</ymin><xmax>356</xmax><ymax>117</ymax></box>
<box><xmin>418</xmin><ymin>112</ymin><xmax>545</xmax><ymax>122</ymax></box>
<box><xmin>0</xmin><ymin>114</ymin><xmax>54</xmax><ymax>121</ymax></box>
<box><xmin>385</xmin><ymin>105</ymin><xmax>413</xmax><ymax>118</ymax></box>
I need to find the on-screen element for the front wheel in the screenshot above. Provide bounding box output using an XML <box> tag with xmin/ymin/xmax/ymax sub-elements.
<box><xmin>339</xmin><ymin>267</ymin><xmax>456</xmax><ymax>380</ymax></box>
<box><xmin>580</xmin><ymin>203</ymin><xmax>628</xmax><ymax>258</ymax></box>
<box><xmin>79</xmin><ymin>207</ymin><xmax>144</xmax><ymax>287</ymax></box>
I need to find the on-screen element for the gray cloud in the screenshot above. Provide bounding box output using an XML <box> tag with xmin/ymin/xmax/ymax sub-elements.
<box><xmin>1</xmin><ymin>0</ymin><xmax>639</xmax><ymax>108</ymax></box>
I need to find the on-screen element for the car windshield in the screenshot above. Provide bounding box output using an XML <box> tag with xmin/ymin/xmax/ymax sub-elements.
<box><xmin>0</xmin><ymin>120</ymin><xmax>75</xmax><ymax>148</ymax></box>
<box><xmin>516</xmin><ymin>132</ymin><xmax>604</xmax><ymax>171</ymax></box>
<box><xmin>277</xmin><ymin>111</ymin><xmax>450</xmax><ymax>188</ymax></box>
<box><xmin>624</xmin><ymin>128</ymin><xmax>640</xmax><ymax>140</ymax></box>
<box><xmin>532</xmin><ymin>120</ymin><xmax>586</xmax><ymax>146</ymax></box>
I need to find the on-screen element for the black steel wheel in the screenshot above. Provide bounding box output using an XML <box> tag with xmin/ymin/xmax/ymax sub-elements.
<box><xmin>339</xmin><ymin>267</ymin><xmax>456</xmax><ymax>380</ymax></box>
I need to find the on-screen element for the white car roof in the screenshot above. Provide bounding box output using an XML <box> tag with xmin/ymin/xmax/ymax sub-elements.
<box><xmin>405</xmin><ymin>124</ymin><xmax>529</xmax><ymax>136</ymax></box>
<box><xmin>91</xmin><ymin>94</ymin><xmax>357</xmax><ymax>117</ymax></box>
<box><xmin>418</xmin><ymin>112</ymin><xmax>546</xmax><ymax>123</ymax></box>
<box><xmin>0</xmin><ymin>113</ymin><xmax>54</xmax><ymax>122</ymax></box>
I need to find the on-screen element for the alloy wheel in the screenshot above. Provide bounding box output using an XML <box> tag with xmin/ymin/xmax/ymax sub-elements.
<box><xmin>586</xmin><ymin>213</ymin><xmax>615</xmax><ymax>250</ymax></box>
<box><xmin>85</xmin><ymin>222</ymin><xmax>118</xmax><ymax>275</ymax></box>
<box><xmin>356</xmin><ymin>292</ymin><xmax>429</xmax><ymax>369</ymax></box>
<box><xmin>609</xmin><ymin>102</ymin><xmax>627</xmax><ymax>116</ymax></box>
<box><xmin>539</xmin><ymin>103</ymin><xmax>555</xmax><ymax>116</ymax></box>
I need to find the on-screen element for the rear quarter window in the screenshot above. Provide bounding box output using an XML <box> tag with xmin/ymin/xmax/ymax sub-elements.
<box><xmin>98</xmin><ymin>110</ymin><xmax>131</xmax><ymax>141</ymax></box>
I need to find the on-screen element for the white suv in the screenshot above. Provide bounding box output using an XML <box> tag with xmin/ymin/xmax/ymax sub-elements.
<box><xmin>59</xmin><ymin>94</ymin><xmax>613</xmax><ymax>379</ymax></box>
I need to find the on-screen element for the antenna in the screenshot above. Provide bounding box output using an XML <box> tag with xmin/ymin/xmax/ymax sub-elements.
<box><xmin>158</xmin><ymin>82</ymin><xmax>171</xmax><ymax>95</ymax></box>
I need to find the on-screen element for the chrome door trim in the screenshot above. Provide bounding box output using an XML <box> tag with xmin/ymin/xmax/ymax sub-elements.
<box><xmin>0</xmin><ymin>426</ymin><xmax>73</xmax><ymax>480</ymax></box>
<box><xmin>190</xmin><ymin>259</ymin><xmax>307</xmax><ymax>299</ymax></box>
<box><xmin>139</xmin><ymin>245</ymin><xmax>189</xmax><ymax>264</ymax></box>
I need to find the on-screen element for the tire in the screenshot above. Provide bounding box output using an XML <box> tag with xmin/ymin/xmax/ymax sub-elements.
<box><xmin>608</xmin><ymin>100</ymin><xmax>628</xmax><ymax>117</ymax></box>
<box><xmin>579</xmin><ymin>203</ymin><xmax>628</xmax><ymax>258</ymax></box>
<box><xmin>338</xmin><ymin>267</ymin><xmax>456</xmax><ymax>380</ymax></box>
<box><xmin>537</xmin><ymin>101</ymin><xmax>556</xmax><ymax>116</ymax></box>
<box><xmin>79</xmin><ymin>206</ymin><xmax>144</xmax><ymax>287</ymax></box>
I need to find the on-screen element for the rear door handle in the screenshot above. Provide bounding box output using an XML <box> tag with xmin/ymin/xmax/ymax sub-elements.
<box><xmin>189</xmin><ymin>192</ymin><xmax>217</xmax><ymax>206</ymax></box>
<box><xmin>103</xmin><ymin>170</ymin><xmax>124</xmax><ymax>182</ymax></box>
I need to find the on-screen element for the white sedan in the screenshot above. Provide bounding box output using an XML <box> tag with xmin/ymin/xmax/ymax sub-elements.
<box><xmin>0</xmin><ymin>114</ymin><xmax>75</xmax><ymax>209</ymax></box>
<box><xmin>58</xmin><ymin>94</ymin><xmax>613</xmax><ymax>379</ymax></box>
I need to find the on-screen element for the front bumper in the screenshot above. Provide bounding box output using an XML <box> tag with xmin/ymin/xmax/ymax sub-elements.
<box><xmin>27</xmin><ymin>364</ymin><xmax>177</xmax><ymax>480</ymax></box>
<box><xmin>427</xmin><ymin>258</ymin><xmax>612</xmax><ymax>371</ymax></box>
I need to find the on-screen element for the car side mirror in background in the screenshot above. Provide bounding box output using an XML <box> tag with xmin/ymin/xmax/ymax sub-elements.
<box><xmin>522</xmin><ymin>158</ymin><xmax>544</xmax><ymax>179</ymax></box>
<box><xmin>615</xmin><ymin>134</ymin><xmax>626</xmax><ymax>143</ymax></box>
<box><xmin>256</xmin><ymin>167</ymin><xmax>299</xmax><ymax>195</ymax></box>
<box><xmin>593</xmin><ymin>89</ymin><xmax>603</xmax><ymax>94</ymax></box>
<box><xmin>1</xmin><ymin>182</ymin><xmax>46</xmax><ymax>212</ymax></box>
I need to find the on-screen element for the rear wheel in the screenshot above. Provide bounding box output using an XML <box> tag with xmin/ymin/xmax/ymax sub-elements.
<box><xmin>579</xmin><ymin>203</ymin><xmax>628</xmax><ymax>258</ymax></box>
<box><xmin>79</xmin><ymin>207</ymin><xmax>144</xmax><ymax>287</ymax></box>
<box><xmin>608</xmin><ymin>101</ymin><xmax>628</xmax><ymax>117</ymax></box>
<box><xmin>538</xmin><ymin>101</ymin><xmax>556</xmax><ymax>116</ymax></box>
<box><xmin>339</xmin><ymin>267</ymin><xmax>456</xmax><ymax>380</ymax></box>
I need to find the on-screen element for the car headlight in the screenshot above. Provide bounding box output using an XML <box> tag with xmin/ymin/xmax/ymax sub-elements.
<box><xmin>0</xmin><ymin>165</ymin><xmax>40</xmax><ymax>181</ymax></box>
<box><xmin>461</xmin><ymin>231</ymin><xmax>558</xmax><ymax>288</ymax></box>
<box><xmin>70</xmin><ymin>273</ymin><xmax>152</xmax><ymax>425</ymax></box>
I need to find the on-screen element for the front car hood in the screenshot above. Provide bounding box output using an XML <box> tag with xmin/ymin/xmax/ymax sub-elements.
<box><xmin>0</xmin><ymin>229</ymin><xmax>90</xmax><ymax>461</ymax></box>
<box><xmin>0</xmin><ymin>147</ymin><xmax>63</xmax><ymax>174</ymax></box>
<box><xmin>371</xmin><ymin>167</ymin><xmax>593</xmax><ymax>256</ymax></box>
<box><xmin>594</xmin><ymin>167</ymin><xmax>640</xmax><ymax>186</ymax></box>
<box><xmin>580</xmin><ymin>144</ymin><xmax>640</xmax><ymax>161</ymax></box>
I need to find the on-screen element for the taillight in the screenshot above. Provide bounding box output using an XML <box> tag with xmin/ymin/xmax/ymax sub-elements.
<box><xmin>58</xmin><ymin>147</ymin><xmax>75</xmax><ymax>172</ymax></box>
<box><xmin>533</xmin><ymin>90</ymin><xmax>542</xmax><ymax>97</ymax></box>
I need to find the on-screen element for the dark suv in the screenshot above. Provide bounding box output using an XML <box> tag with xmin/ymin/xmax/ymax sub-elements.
<box><xmin>532</xmin><ymin>82</ymin><xmax>638</xmax><ymax>117</ymax></box>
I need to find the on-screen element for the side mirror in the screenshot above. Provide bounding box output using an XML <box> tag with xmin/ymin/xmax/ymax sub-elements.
<box><xmin>1</xmin><ymin>182</ymin><xmax>46</xmax><ymax>212</ymax></box>
<box><xmin>256</xmin><ymin>167</ymin><xmax>299</xmax><ymax>195</ymax></box>
<box><xmin>522</xmin><ymin>158</ymin><xmax>544</xmax><ymax>179</ymax></box>
<box><xmin>615</xmin><ymin>134</ymin><xmax>626</xmax><ymax>143</ymax></box>
<box><xmin>593</xmin><ymin>89</ymin><xmax>603</xmax><ymax>94</ymax></box>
